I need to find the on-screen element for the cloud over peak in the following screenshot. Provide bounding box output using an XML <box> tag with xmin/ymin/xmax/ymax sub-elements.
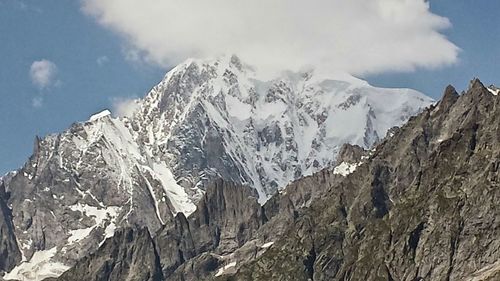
<box><xmin>82</xmin><ymin>0</ymin><xmax>459</xmax><ymax>76</ymax></box>
<box><xmin>110</xmin><ymin>96</ymin><xmax>140</xmax><ymax>117</ymax></box>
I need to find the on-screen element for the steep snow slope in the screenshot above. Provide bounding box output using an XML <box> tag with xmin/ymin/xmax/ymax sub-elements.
<box><xmin>126</xmin><ymin>55</ymin><xmax>433</xmax><ymax>202</ymax></box>
<box><xmin>2</xmin><ymin>55</ymin><xmax>433</xmax><ymax>280</ymax></box>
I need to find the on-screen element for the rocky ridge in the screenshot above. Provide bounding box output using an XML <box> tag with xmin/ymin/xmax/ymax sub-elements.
<box><xmin>52</xmin><ymin>157</ymin><xmax>361</xmax><ymax>281</ymax></box>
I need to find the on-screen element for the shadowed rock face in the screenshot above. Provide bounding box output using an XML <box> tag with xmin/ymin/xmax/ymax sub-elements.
<box><xmin>335</xmin><ymin>143</ymin><xmax>366</xmax><ymax>164</ymax></box>
<box><xmin>0</xmin><ymin>181</ymin><xmax>21</xmax><ymax>273</ymax></box>
<box><xmin>48</xmin><ymin>228</ymin><xmax>163</xmax><ymax>281</ymax></box>
<box><xmin>49</xmin><ymin>180</ymin><xmax>268</xmax><ymax>281</ymax></box>
<box><xmin>52</xmin><ymin>173</ymin><xmax>346</xmax><ymax>281</ymax></box>
<box><xmin>153</xmin><ymin>179</ymin><xmax>266</xmax><ymax>279</ymax></box>
<box><xmin>225</xmin><ymin>80</ymin><xmax>500</xmax><ymax>280</ymax></box>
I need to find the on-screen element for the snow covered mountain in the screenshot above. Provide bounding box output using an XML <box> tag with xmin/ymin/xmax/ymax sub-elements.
<box><xmin>123</xmin><ymin>55</ymin><xmax>433</xmax><ymax>203</ymax></box>
<box><xmin>1</xmin><ymin>55</ymin><xmax>433</xmax><ymax>280</ymax></box>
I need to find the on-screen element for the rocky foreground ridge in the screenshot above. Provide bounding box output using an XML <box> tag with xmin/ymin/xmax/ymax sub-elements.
<box><xmin>37</xmin><ymin>79</ymin><xmax>500</xmax><ymax>281</ymax></box>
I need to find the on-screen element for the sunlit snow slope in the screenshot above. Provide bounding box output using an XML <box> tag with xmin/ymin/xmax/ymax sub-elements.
<box><xmin>126</xmin><ymin>55</ymin><xmax>433</xmax><ymax>202</ymax></box>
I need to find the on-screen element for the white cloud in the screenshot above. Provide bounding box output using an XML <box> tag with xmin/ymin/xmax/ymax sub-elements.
<box><xmin>31</xmin><ymin>97</ymin><xmax>43</xmax><ymax>108</ymax></box>
<box><xmin>29</xmin><ymin>59</ymin><xmax>58</xmax><ymax>89</ymax></box>
<box><xmin>121</xmin><ymin>47</ymin><xmax>143</xmax><ymax>64</ymax></box>
<box><xmin>96</xmin><ymin>56</ymin><xmax>110</xmax><ymax>66</ymax></box>
<box><xmin>110</xmin><ymin>96</ymin><xmax>140</xmax><ymax>117</ymax></box>
<box><xmin>14</xmin><ymin>0</ymin><xmax>27</xmax><ymax>10</ymax></box>
<box><xmin>81</xmin><ymin>0</ymin><xmax>459</xmax><ymax>77</ymax></box>
<box><xmin>6</xmin><ymin>0</ymin><xmax>43</xmax><ymax>12</ymax></box>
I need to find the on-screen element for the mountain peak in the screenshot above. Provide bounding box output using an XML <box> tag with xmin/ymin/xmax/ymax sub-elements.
<box><xmin>1</xmin><ymin>57</ymin><xmax>434</xmax><ymax>280</ymax></box>
<box><xmin>88</xmin><ymin>109</ymin><xmax>111</xmax><ymax>122</ymax></box>
<box><xmin>469</xmin><ymin>77</ymin><xmax>485</xmax><ymax>90</ymax></box>
<box><xmin>438</xmin><ymin>84</ymin><xmax>459</xmax><ymax>111</ymax></box>
<box><xmin>465</xmin><ymin>78</ymin><xmax>500</xmax><ymax>102</ymax></box>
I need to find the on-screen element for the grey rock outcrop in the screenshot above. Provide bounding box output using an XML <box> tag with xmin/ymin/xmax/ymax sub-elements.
<box><xmin>50</xmin><ymin>136</ymin><xmax>371</xmax><ymax>281</ymax></box>
<box><xmin>0</xmin><ymin>181</ymin><xmax>21</xmax><ymax>273</ymax></box>
<box><xmin>52</xmin><ymin>180</ymin><xmax>267</xmax><ymax>281</ymax></box>
<box><xmin>50</xmin><ymin>228</ymin><xmax>163</xmax><ymax>281</ymax></box>
<box><xmin>335</xmin><ymin>143</ymin><xmax>366</xmax><ymax>164</ymax></box>
<box><xmin>154</xmin><ymin>179</ymin><xmax>266</xmax><ymax>279</ymax></box>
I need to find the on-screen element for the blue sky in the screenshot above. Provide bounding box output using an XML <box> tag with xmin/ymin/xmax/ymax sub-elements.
<box><xmin>367</xmin><ymin>1</ymin><xmax>500</xmax><ymax>96</ymax></box>
<box><xmin>0</xmin><ymin>0</ymin><xmax>499</xmax><ymax>174</ymax></box>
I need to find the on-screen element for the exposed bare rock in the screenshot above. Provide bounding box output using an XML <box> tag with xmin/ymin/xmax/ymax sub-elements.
<box><xmin>52</xmin><ymin>180</ymin><xmax>267</xmax><ymax>281</ymax></box>
<box><xmin>0</xmin><ymin>181</ymin><xmax>21</xmax><ymax>273</ymax></box>
<box><xmin>48</xmin><ymin>228</ymin><xmax>163</xmax><ymax>281</ymax></box>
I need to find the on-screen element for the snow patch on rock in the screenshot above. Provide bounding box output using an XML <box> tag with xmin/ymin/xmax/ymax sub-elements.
<box><xmin>88</xmin><ymin>109</ymin><xmax>111</xmax><ymax>122</ymax></box>
<box><xmin>261</xmin><ymin>241</ymin><xmax>274</xmax><ymax>248</ymax></box>
<box><xmin>67</xmin><ymin>203</ymin><xmax>120</xmax><ymax>244</ymax></box>
<box><xmin>487</xmin><ymin>87</ymin><xmax>499</xmax><ymax>96</ymax></box>
<box><xmin>215</xmin><ymin>261</ymin><xmax>237</xmax><ymax>277</ymax></box>
<box><xmin>333</xmin><ymin>162</ymin><xmax>361</xmax><ymax>176</ymax></box>
<box><xmin>4</xmin><ymin>247</ymin><xmax>69</xmax><ymax>281</ymax></box>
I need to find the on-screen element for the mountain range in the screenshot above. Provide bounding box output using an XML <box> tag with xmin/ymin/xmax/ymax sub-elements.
<box><xmin>2</xmin><ymin>57</ymin><xmax>498</xmax><ymax>281</ymax></box>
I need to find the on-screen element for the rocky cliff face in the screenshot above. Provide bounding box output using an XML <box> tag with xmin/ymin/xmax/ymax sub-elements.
<box><xmin>224</xmin><ymin>80</ymin><xmax>500</xmax><ymax>280</ymax></box>
<box><xmin>0</xmin><ymin>180</ymin><xmax>21</xmax><ymax>273</ymax></box>
<box><xmin>1</xmin><ymin>56</ymin><xmax>432</xmax><ymax>280</ymax></box>
<box><xmin>39</xmin><ymin>129</ymin><xmax>379</xmax><ymax>280</ymax></box>
<box><xmin>51</xmin><ymin>180</ymin><xmax>266</xmax><ymax>281</ymax></box>
<box><xmin>50</xmin><ymin>228</ymin><xmax>163</xmax><ymax>281</ymax></box>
